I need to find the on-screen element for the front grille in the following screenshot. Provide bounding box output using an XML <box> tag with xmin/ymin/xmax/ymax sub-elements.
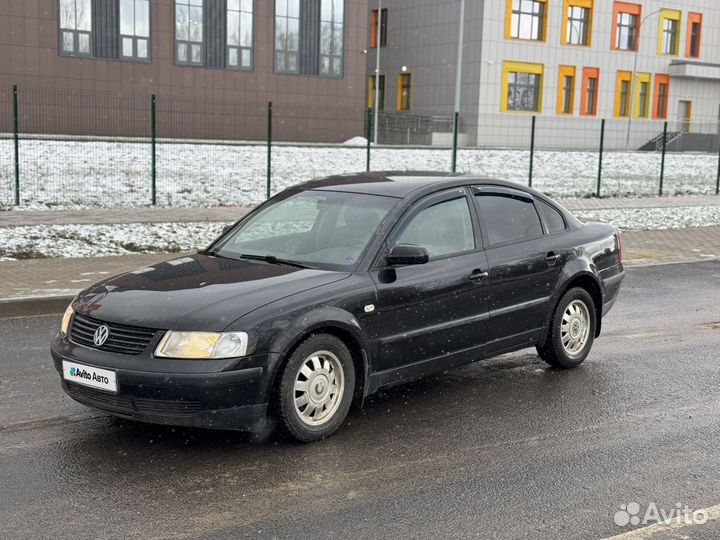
<box><xmin>65</xmin><ymin>382</ymin><xmax>202</xmax><ymax>417</ymax></box>
<box><xmin>69</xmin><ymin>313</ymin><xmax>157</xmax><ymax>355</ymax></box>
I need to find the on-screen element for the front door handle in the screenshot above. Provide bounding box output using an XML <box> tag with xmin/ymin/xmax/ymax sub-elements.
<box><xmin>545</xmin><ymin>252</ymin><xmax>561</xmax><ymax>265</ymax></box>
<box><xmin>469</xmin><ymin>269</ymin><xmax>489</xmax><ymax>281</ymax></box>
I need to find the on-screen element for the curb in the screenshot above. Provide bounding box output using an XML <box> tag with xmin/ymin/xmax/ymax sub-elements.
<box><xmin>0</xmin><ymin>295</ymin><xmax>74</xmax><ymax>318</ymax></box>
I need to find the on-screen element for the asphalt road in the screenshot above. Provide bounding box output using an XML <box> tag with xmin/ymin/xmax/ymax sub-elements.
<box><xmin>1</xmin><ymin>261</ymin><xmax>720</xmax><ymax>540</ymax></box>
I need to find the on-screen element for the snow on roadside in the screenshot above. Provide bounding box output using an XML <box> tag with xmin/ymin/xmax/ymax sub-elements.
<box><xmin>1</xmin><ymin>139</ymin><xmax>717</xmax><ymax>210</ymax></box>
<box><xmin>0</xmin><ymin>222</ymin><xmax>230</xmax><ymax>261</ymax></box>
<box><xmin>1</xmin><ymin>205</ymin><xmax>720</xmax><ymax>260</ymax></box>
<box><xmin>573</xmin><ymin>206</ymin><xmax>720</xmax><ymax>232</ymax></box>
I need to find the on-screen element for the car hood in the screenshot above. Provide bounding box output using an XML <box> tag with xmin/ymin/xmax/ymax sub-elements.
<box><xmin>74</xmin><ymin>254</ymin><xmax>350</xmax><ymax>332</ymax></box>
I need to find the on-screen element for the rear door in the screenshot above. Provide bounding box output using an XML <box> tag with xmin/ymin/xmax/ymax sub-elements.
<box><xmin>368</xmin><ymin>188</ymin><xmax>489</xmax><ymax>374</ymax></box>
<box><xmin>471</xmin><ymin>187</ymin><xmax>562</xmax><ymax>354</ymax></box>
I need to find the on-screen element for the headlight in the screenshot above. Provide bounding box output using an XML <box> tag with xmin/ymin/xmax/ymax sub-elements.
<box><xmin>60</xmin><ymin>305</ymin><xmax>74</xmax><ymax>336</ymax></box>
<box><xmin>155</xmin><ymin>331</ymin><xmax>249</xmax><ymax>359</ymax></box>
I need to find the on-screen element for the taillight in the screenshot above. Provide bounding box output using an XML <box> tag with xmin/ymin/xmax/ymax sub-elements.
<box><xmin>615</xmin><ymin>233</ymin><xmax>623</xmax><ymax>262</ymax></box>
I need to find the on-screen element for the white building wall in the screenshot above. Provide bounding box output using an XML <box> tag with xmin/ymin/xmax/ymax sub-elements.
<box><xmin>475</xmin><ymin>0</ymin><xmax>720</xmax><ymax>149</ymax></box>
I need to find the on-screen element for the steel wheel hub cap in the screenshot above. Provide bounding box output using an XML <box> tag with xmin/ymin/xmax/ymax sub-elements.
<box><xmin>293</xmin><ymin>351</ymin><xmax>344</xmax><ymax>426</ymax></box>
<box><xmin>561</xmin><ymin>300</ymin><xmax>590</xmax><ymax>356</ymax></box>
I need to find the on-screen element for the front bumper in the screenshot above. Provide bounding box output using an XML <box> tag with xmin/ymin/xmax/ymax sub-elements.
<box><xmin>51</xmin><ymin>337</ymin><xmax>275</xmax><ymax>432</ymax></box>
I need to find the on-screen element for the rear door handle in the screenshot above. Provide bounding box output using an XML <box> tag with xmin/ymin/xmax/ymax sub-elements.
<box><xmin>469</xmin><ymin>270</ymin><xmax>489</xmax><ymax>281</ymax></box>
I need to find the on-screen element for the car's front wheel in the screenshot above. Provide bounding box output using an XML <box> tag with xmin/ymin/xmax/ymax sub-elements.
<box><xmin>275</xmin><ymin>334</ymin><xmax>355</xmax><ymax>442</ymax></box>
<box><xmin>537</xmin><ymin>287</ymin><xmax>596</xmax><ymax>369</ymax></box>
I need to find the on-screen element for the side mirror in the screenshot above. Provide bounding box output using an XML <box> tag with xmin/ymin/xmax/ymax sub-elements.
<box><xmin>386</xmin><ymin>244</ymin><xmax>429</xmax><ymax>266</ymax></box>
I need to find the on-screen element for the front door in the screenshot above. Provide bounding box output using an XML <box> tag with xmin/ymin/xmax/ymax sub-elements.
<box><xmin>368</xmin><ymin>189</ymin><xmax>489</xmax><ymax>376</ymax></box>
<box><xmin>678</xmin><ymin>100</ymin><xmax>692</xmax><ymax>133</ymax></box>
<box><xmin>471</xmin><ymin>187</ymin><xmax>563</xmax><ymax>353</ymax></box>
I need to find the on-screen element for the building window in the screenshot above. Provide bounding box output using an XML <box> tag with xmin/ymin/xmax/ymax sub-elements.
<box><xmin>119</xmin><ymin>0</ymin><xmax>150</xmax><ymax>60</ymax></box>
<box><xmin>227</xmin><ymin>0</ymin><xmax>253</xmax><ymax>69</ymax></box>
<box><xmin>580</xmin><ymin>67</ymin><xmax>599</xmax><ymax>116</ymax></box>
<box><xmin>370</xmin><ymin>8</ymin><xmax>388</xmax><ymax>48</ymax></box>
<box><xmin>320</xmin><ymin>0</ymin><xmax>344</xmax><ymax>76</ymax></box>
<box><xmin>615</xmin><ymin>71</ymin><xmax>632</xmax><ymax>118</ymax></box>
<box><xmin>653</xmin><ymin>74</ymin><xmax>670</xmax><ymax>119</ymax></box>
<box><xmin>506</xmin><ymin>0</ymin><xmax>546</xmax><ymax>41</ymax></box>
<box><xmin>368</xmin><ymin>75</ymin><xmax>385</xmax><ymax>110</ymax></box>
<box><xmin>397</xmin><ymin>73</ymin><xmax>412</xmax><ymax>111</ymax></box>
<box><xmin>635</xmin><ymin>73</ymin><xmax>651</xmax><ymax>118</ymax></box>
<box><xmin>274</xmin><ymin>0</ymin><xmax>299</xmax><ymax>73</ymax></box>
<box><xmin>175</xmin><ymin>0</ymin><xmax>204</xmax><ymax>65</ymax></box>
<box><xmin>686</xmin><ymin>13</ymin><xmax>702</xmax><ymax>58</ymax></box>
<box><xmin>563</xmin><ymin>0</ymin><xmax>592</xmax><ymax>46</ymax></box>
<box><xmin>557</xmin><ymin>66</ymin><xmax>575</xmax><ymax>115</ymax></box>
<box><xmin>502</xmin><ymin>62</ymin><xmax>544</xmax><ymax>113</ymax></box>
<box><xmin>59</xmin><ymin>0</ymin><xmax>92</xmax><ymax>56</ymax></box>
<box><xmin>658</xmin><ymin>10</ymin><xmax>681</xmax><ymax>56</ymax></box>
<box><xmin>612</xmin><ymin>2</ymin><xmax>641</xmax><ymax>51</ymax></box>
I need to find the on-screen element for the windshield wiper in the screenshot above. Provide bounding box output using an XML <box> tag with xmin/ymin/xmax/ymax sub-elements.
<box><xmin>238</xmin><ymin>254</ymin><xmax>313</xmax><ymax>269</ymax></box>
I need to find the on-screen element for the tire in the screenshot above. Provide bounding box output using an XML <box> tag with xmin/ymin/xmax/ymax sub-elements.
<box><xmin>275</xmin><ymin>334</ymin><xmax>355</xmax><ymax>442</ymax></box>
<box><xmin>537</xmin><ymin>287</ymin><xmax>596</xmax><ymax>369</ymax></box>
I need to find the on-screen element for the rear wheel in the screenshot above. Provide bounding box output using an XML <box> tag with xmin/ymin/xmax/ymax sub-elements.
<box><xmin>275</xmin><ymin>334</ymin><xmax>355</xmax><ymax>442</ymax></box>
<box><xmin>537</xmin><ymin>287</ymin><xmax>596</xmax><ymax>369</ymax></box>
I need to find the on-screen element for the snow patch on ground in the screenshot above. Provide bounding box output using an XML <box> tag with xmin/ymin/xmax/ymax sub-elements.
<box><xmin>574</xmin><ymin>206</ymin><xmax>720</xmax><ymax>232</ymax></box>
<box><xmin>1</xmin><ymin>139</ymin><xmax>717</xmax><ymax>210</ymax></box>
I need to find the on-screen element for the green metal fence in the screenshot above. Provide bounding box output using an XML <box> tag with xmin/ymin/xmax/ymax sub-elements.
<box><xmin>1</xmin><ymin>84</ymin><xmax>719</xmax><ymax>209</ymax></box>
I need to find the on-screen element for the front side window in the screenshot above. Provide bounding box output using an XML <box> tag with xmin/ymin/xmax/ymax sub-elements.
<box><xmin>59</xmin><ymin>0</ymin><xmax>92</xmax><ymax>56</ymax></box>
<box><xmin>120</xmin><ymin>0</ymin><xmax>150</xmax><ymax>60</ymax></box>
<box><xmin>320</xmin><ymin>0</ymin><xmax>344</xmax><ymax>76</ymax></box>
<box><xmin>393</xmin><ymin>197</ymin><xmax>475</xmax><ymax>259</ymax></box>
<box><xmin>217</xmin><ymin>191</ymin><xmax>396</xmax><ymax>271</ymax></box>
<box><xmin>275</xmin><ymin>0</ymin><xmax>300</xmax><ymax>73</ymax></box>
<box><xmin>227</xmin><ymin>0</ymin><xmax>253</xmax><ymax>69</ymax></box>
<box><xmin>176</xmin><ymin>0</ymin><xmax>204</xmax><ymax>65</ymax></box>
<box><xmin>566</xmin><ymin>4</ymin><xmax>590</xmax><ymax>45</ymax></box>
<box><xmin>509</xmin><ymin>0</ymin><xmax>546</xmax><ymax>41</ymax></box>
<box><xmin>397</xmin><ymin>73</ymin><xmax>412</xmax><ymax>111</ymax></box>
<box><xmin>475</xmin><ymin>193</ymin><xmax>543</xmax><ymax>246</ymax></box>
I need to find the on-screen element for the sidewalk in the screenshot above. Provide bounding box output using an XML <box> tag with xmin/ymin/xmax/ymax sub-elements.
<box><xmin>1</xmin><ymin>226</ymin><xmax>718</xmax><ymax>316</ymax></box>
<box><xmin>1</xmin><ymin>195</ymin><xmax>719</xmax><ymax>227</ymax></box>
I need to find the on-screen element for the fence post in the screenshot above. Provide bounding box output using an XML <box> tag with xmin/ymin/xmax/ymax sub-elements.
<box><xmin>716</xmin><ymin>133</ymin><xmax>720</xmax><ymax>195</ymax></box>
<box><xmin>151</xmin><ymin>94</ymin><xmax>157</xmax><ymax>206</ymax></box>
<box><xmin>451</xmin><ymin>111</ymin><xmax>459</xmax><ymax>173</ymax></box>
<box><xmin>597</xmin><ymin>119</ymin><xmax>605</xmax><ymax>198</ymax></box>
<box><xmin>528</xmin><ymin>115</ymin><xmax>536</xmax><ymax>188</ymax></box>
<box><xmin>266</xmin><ymin>101</ymin><xmax>272</xmax><ymax>200</ymax></box>
<box><xmin>366</xmin><ymin>108</ymin><xmax>372</xmax><ymax>172</ymax></box>
<box><xmin>659</xmin><ymin>121</ymin><xmax>668</xmax><ymax>197</ymax></box>
<box><xmin>13</xmin><ymin>84</ymin><xmax>20</xmax><ymax>206</ymax></box>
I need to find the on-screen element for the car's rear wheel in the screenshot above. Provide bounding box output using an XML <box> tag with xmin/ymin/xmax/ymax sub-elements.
<box><xmin>537</xmin><ymin>287</ymin><xmax>596</xmax><ymax>369</ymax></box>
<box><xmin>275</xmin><ymin>334</ymin><xmax>355</xmax><ymax>442</ymax></box>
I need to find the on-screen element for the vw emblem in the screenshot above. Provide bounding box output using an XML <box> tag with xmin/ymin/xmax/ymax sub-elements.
<box><xmin>93</xmin><ymin>325</ymin><xmax>110</xmax><ymax>347</ymax></box>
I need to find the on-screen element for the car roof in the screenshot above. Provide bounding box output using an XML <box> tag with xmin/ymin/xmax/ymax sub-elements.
<box><xmin>295</xmin><ymin>171</ymin><xmax>536</xmax><ymax>199</ymax></box>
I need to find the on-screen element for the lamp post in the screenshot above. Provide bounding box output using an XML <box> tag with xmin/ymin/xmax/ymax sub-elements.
<box><xmin>625</xmin><ymin>9</ymin><xmax>663</xmax><ymax>151</ymax></box>
<box><xmin>373</xmin><ymin>0</ymin><xmax>382</xmax><ymax>144</ymax></box>
<box><xmin>453</xmin><ymin>0</ymin><xmax>466</xmax><ymax>117</ymax></box>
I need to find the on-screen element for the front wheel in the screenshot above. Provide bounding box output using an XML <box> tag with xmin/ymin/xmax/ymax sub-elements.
<box><xmin>537</xmin><ymin>288</ymin><xmax>596</xmax><ymax>369</ymax></box>
<box><xmin>275</xmin><ymin>334</ymin><xmax>355</xmax><ymax>442</ymax></box>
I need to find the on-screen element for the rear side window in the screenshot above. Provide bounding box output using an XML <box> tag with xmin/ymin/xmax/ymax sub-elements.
<box><xmin>475</xmin><ymin>193</ymin><xmax>543</xmax><ymax>246</ymax></box>
<box><xmin>536</xmin><ymin>200</ymin><xmax>566</xmax><ymax>233</ymax></box>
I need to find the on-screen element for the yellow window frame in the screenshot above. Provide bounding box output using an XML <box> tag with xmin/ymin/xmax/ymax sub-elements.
<box><xmin>657</xmin><ymin>9</ymin><xmax>682</xmax><ymax>56</ymax></box>
<box><xmin>614</xmin><ymin>71</ymin><xmax>632</xmax><ymax>118</ymax></box>
<box><xmin>557</xmin><ymin>65</ymin><xmax>576</xmax><ymax>115</ymax></box>
<box><xmin>396</xmin><ymin>73</ymin><xmax>412</xmax><ymax>112</ymax></box>
<box><xmin>633</xmin><ymin>72</ymin><xmax>651</xmax><ymax>118</ymax></box>
<box><xmin>505</xmin><ymin>0</ymin><xmax>548</xmax><ymax>42</ymax></box>
<box><xmin>501</xmin><ymin>61</ymin><xmax>545</xmax><ymax>113</ymax></box>
<box><xmin>561</xmin><ymin>0</ymin><xmax>593</xmax><ymax>46</ymax></box>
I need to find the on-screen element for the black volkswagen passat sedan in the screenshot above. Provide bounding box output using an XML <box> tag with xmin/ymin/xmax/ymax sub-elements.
<box><xmin>52</xmin><ymin>173</ymin><xmax>625</xmax><ymax>442</ymax></box>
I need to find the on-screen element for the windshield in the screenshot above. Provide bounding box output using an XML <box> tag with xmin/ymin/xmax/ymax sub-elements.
<box><xmin>215</xmin><ymin>190</ymin><xmax>397</xmax><ymax>271</ymax></box>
